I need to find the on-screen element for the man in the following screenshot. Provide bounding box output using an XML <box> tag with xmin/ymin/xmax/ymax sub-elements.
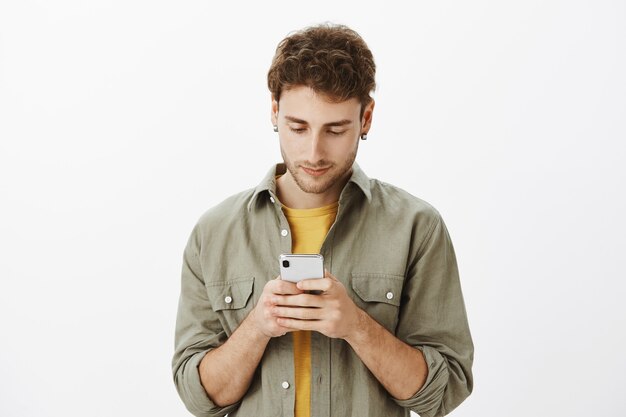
<box><xmin>173</xmin><ymin>23</ymin><xmax>474</xmax><ymax>417</ymax></box>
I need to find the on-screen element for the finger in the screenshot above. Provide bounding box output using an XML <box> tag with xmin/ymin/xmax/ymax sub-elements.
<box><xmin>296</xmin><ymin>277</ymin><xmax>333</xmax><ymax>292</ymax></box>
<box><xmin>275</xmin><ymin>322</ymin><xmax>297</xmax><ymax>334</ymax></box>
<box><xmin>271</xmin><ymin>294</ymin><xmax>324</xmax><ymax>308</ymax></box>
<box><xmin>273</xmin><ymin>306</ymin><xmax>322</xmax><ymax>320</ymax></box>
<box><xmin>268</xmin><ymin>279</ymin><xmax>303</xmax><ymax>295</ymax></box>
<box><xmin>324</xmin><ymin>269</ymin><xmax>338</xmax><ymax>281</ymax></box>
<box><xmin>275</xmin><ymin>317</ymin><xmax>320</xmax><ymax>331</ymax></box>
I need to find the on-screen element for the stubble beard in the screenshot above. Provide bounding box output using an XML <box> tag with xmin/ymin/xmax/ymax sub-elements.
<box><xmin>280</xmin><ymin>146</ymin><xmax>358</xmax><ymax>195</ymax></box>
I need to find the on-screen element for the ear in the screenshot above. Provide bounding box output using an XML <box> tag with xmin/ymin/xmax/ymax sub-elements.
<box><xmin>361</xmin><ymin>99</ymin><xmax>375</xmax><ymax>133</ymax></box>
<box><xmin>271</xmin><ymin>94</ymin><xmax>279</xmax><ymax>126</ymax></box>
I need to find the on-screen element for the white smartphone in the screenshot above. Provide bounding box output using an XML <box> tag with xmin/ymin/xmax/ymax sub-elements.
<box><xmin>279</xmin><ymin>254</ymin><xmax>324</xmax><ymax>283</ymax></box>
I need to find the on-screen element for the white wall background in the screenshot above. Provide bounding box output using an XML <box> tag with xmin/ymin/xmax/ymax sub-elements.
<box><xmin>1</xmin><ymin>1</ymin><xmax>624</xmax><ymax>416</ymax></box>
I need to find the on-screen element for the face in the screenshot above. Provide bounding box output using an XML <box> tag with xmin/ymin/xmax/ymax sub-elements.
<box><xmin>271</xmin><ymin>85</ymin><xmax>374</xmax><ymax>195</ymax></box>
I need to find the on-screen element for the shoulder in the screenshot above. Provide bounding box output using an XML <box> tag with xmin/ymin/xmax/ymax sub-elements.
<box><xmin>368</xmin><ymin>179</ymin><xmax>442</xmax><ymax>225</ymax></box>
<box><xmin>191</xmin><ymin>187</ymin><xmax>256</xmax><ymax>240</ymax></box>
<box><xmin>366</xmin><ymin>179</ymin><xmax>449</xmax><ymax>258</ymax></box>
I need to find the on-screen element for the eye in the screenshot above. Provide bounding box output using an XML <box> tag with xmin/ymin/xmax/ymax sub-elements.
<box><xmin>329</xmin><ymin>130</ymin><xmax>346</xmax><ymax>136</ymax></box>
<box><xmin>289</xmin><ymin>127</ymin><xmax>306</xmax><ymax>134</ymax></box>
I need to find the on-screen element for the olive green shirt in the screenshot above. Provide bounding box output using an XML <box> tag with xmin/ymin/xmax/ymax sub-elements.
<box><xmin>172</xmin><ymin>163</ymin><xmax>474</xmax><ymax>417</ymax></box>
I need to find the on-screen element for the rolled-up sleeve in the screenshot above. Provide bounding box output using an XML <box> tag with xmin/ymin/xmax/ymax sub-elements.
<box><xmin>394</xmin><ymin>213</ymin><xmax>474</xmax><ymax>417</ymax></box>
<box><xmin>172</xmin><ymin>224</ymin><xmax>241</xmax><ymax>417</ymax></box>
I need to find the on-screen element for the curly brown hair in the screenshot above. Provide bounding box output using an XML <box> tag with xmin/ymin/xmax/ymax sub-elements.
<box><xmin>267</xmin><ymin>23</ymin><xmax>376</xmax><ymax>117</ymax></box>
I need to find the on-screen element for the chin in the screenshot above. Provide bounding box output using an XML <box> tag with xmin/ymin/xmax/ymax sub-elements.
<box><xmin>296</xmin><ymin>178</ymin><xmax>334</xmax><ymax>194</ymax></box>
<box><xmin>295</xmin><ymin>169</ymin><xmax>345</xmax><ymax>194</ymax></box>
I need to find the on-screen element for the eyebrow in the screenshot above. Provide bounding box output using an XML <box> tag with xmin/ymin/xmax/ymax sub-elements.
<box><xmin>284</xmin><ymin>115</ymin><xmax>353</xmax><ymax>127</ymax></box>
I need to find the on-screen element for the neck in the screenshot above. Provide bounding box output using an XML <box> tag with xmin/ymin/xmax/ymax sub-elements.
<box><xmin>276</xmin><ymin>169</ymin><xmax>351</xmax><ymax>209</ymax></box>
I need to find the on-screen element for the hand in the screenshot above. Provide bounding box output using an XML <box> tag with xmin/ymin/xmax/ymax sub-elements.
<box><xmin>249</xmin><ymin>276</ymin><xmax>304</xmax><ymax>338</ymax></box>
<box><xmin>270</xmin><ymin>270</ymin><xmax>363</xmax><ymax>340</ymax></box>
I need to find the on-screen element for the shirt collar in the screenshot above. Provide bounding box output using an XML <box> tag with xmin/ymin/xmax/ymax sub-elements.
<box><xmin>247</xmin><ymin>162</ymin><xmax>372</xmax><ymax>211</ymax></box>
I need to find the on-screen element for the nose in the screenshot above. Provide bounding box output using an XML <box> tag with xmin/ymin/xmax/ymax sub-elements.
<box><xmin>307</xmin><ymin>131</ymin><xmax>325</xmax><ymax>163</ymax></box>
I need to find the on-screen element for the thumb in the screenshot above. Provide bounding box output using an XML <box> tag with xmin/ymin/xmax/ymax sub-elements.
<box><xmin>324</xmin><ymin>269</ymin><xmax>338</xmax><ymax>281</ymax></box>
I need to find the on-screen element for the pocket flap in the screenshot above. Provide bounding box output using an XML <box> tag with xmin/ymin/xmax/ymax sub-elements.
<box><xmin>351</xmin><ymin>273</ymin><xmax>404</xmax><ymax>307</ymax></box>
<box><xmin>206</xmin><ymin>277</ymin><xmax>255</xmax><ymax>311</ymax></box>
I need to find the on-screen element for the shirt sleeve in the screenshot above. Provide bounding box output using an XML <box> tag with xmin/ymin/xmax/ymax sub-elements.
<box><xmin>392</xmin><ymin>213</ymin><xmax>474</xmax><ymax>417</ymax></box>
<box><xmin>171</xmin><ymin>224</ymin><xmax>241</xmax><ymax>417</ymax></box>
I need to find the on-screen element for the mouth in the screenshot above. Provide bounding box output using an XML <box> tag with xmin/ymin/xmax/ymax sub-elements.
<box><xmin>301</xmin><ymin>166</ymin><xmax>331</xmax><ymax>177</ymax></box>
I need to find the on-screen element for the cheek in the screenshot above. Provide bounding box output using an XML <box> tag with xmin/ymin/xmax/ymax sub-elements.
<box><xmin>279</xmin><ymin>136</ymin><xmax>301</xmax><ymax>159</ymax></box>
<box><xmin>331</xmin><ymin>137</ymin><xmax>358</xmax><ymax>157</ymax></box>
<box><xmin>280</xmin><ymin>133</ymin><xmax>310</xmax><ymax>151</ymax></box>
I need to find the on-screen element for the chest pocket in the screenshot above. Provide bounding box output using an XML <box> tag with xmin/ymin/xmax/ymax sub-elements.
<box><xmin>206</xmin><ymin>277</ymin><xmax>255</xmax><ymax>336</ymax></box>
<box><xmin>351</xmin><ymin>273</ymin><xmax>404</xmax><ymax>333</ymax></box>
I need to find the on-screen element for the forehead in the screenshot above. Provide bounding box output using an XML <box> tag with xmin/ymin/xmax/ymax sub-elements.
<box><xmin>279</xmin><ymin>85</ymin><xmax>360</xmax><ymax>123</ymax></box>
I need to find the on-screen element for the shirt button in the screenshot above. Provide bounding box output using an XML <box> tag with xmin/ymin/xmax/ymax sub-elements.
<box><xmin>386</xmin><ymin>292</ymin><xmax>394</xmax><ymax>300</ymax></box>
<box><xmin>281</xmin><ymin>381</ymin><xmax>290</xmax><ymax>389</ymax></box>
<box><xmin>224</xmin><ymin>296</ymin><xmax>233</xmax><ymax>304</ymax></box>
<box><xmin>280</xmin><ymin>229</ymin><xmax>288</xmax><ymax>237</ymax></box>
<box><xmin>270</xmin><ymin>196</ymin><xmax>275</xmax><ymax>203</ymax></box>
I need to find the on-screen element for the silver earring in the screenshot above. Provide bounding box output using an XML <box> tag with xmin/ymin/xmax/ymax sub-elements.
<box><xmin>273</xmin><ymin>125</ymin><xmax>278</xmax><ymax>132</ymax></box>
<box><xmin>360</xmin><ymin>133</ymin><xmax>368</xmax><ymax>140</ymax></box>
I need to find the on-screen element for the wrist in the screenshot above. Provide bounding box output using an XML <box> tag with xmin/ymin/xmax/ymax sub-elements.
<box><xmin>244</xmin><ymin>307</ymin><xmax>273</xmax><ymax>343</ymax></box>
<box><xmin>344</xmin><ymin>307</ymin><xmax>370</xmax><ymax>345</ymax></box>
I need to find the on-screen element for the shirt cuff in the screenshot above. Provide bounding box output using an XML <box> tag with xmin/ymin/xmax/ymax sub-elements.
<box><xmin>178</xmin><ymin>350</ymin><xmax>242</xmax><ymax>417</ymax></box>
<box><xmin>392</xmin><ymin>345</ymin><xmax>449</xmax><ymax>417</ymax></box>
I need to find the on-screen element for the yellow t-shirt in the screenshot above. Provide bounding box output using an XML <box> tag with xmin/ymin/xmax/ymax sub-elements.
<box><xmin>282</xmin><ymin>201</ymin><xmax>338</xmax><ymax>417</ymax></box>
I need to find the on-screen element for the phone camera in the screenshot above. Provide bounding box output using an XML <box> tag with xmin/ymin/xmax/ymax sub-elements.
<box><xmin>282</xmin><ymin>260</ymin><xmax>290</xmax><ymax>268</ymax></box>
